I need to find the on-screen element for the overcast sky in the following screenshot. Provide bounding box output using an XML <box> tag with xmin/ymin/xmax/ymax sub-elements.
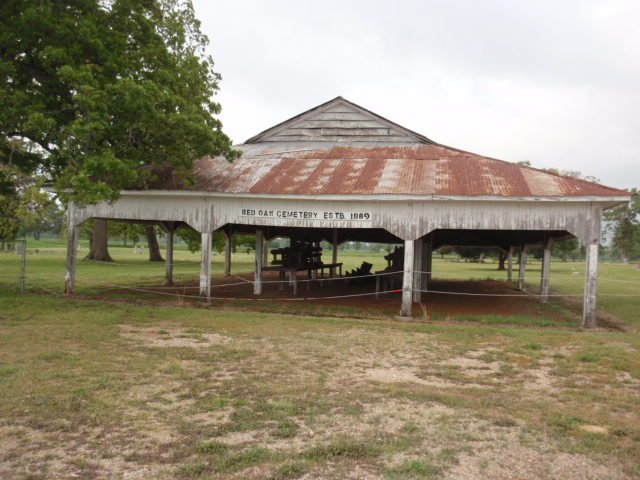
<box><xmin>192</xmin><ymin>0</ymin><xmax>639</xmax><ymax>190</ymax></box>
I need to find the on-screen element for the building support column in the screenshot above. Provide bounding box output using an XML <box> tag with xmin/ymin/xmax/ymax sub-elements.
<box><xmin>413</xmin><ymin>238</ymin><xmax>423</xmax><ymax>302</ymax></box>
<box><xmin>583</xmin><ymin>243</ymin><xmax>599</xmax><ymax>328</ymax></box>
<box><xmin>199</xmin><ymin>231</ymin><xmax>212</xmax><ymax>300</ymax></box>
<box><xmin>518</xmin><ymin>245</ymin><xmax>529</xmax><ymax>291</ymax></box>
<box><xmin>540</xmin><ymin>237</ymin><xmax>554</xmax><ymax>303</ymax></box>
<box><xmin>425</xmin><ymin>235</ymin><xmax>433</xmax><ymax>285</ymax></box>
<box><xmin>254</xmin><ymin>229</ymin><xmax>263</xmax><ymax>295</ymax></box>
<box><xmin>65</xmin><ymin>224</ymin><xmax>79</xmax><ymax>294</ymax></box>
<box><xmin>400</xmin><ymin>239</ymin><xmax>415</xmax><ymax>317</ymax></box>
<box><xmin>164</xmin><ymin>225</ymin><xmax>175</xmax><ymax>286</ymax></box>
<box><xmin>223</xmin><ymin>230</ymin><xmax>232</xmax><ymax>276</ymax></box>
<box><xmin>332</xmin><ymin>228</ymin><xmax>339</xmax><ymax>264</ymax></box>
<box><xmin>507</xmin><ymin>246</ymin><xmax>514</xmax><ymax>282</ymax></box>
<box><xmin>263</xmin><ymin>236</ymin><xmax>269</xmax><ymax>267</ymax></box>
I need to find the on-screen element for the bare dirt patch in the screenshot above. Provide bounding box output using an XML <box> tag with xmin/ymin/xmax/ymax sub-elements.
<box><xmin>119</xmin><ymin>324</ymin><xmax>230</xmax><ymax>348</ymax></box>
<box><xmin>445</xmin><ymin>429</ymin><xmax>626</xmax><ymax>480</ymax></box>
<box><xmin>366</xmin><ymin>366</ymin><xmax>465</xmax><ymax>389</ymax></box>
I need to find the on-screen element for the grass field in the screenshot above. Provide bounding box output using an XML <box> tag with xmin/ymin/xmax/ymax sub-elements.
<box><xmin>1</xmin><ymin>238</ymin><xmax>639</xmax><ymax>479</ymax></box>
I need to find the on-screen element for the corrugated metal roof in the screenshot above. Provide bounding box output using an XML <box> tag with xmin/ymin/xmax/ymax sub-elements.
<box><xmin>194</xmin><ymin>144</ymin><xmax>628</xmax><ymax>197</ymax></box>
<box><xmin>191</xmin><ymin>97</ymin><xmax>628</xmax><ymax>198</ymax></box>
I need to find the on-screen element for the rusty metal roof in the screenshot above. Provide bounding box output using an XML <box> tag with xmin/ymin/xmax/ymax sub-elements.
<box><xmin>191</xmin><ymin>97</ymin><xmax>628</xmax><ymax>198</ymax></box>
<box><xmin>194</xmin><ymin>143</ymin><xmax>628</xmax><ymax>197</ymax></box>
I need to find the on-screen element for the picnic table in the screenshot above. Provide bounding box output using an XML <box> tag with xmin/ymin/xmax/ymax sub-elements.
<box><xmin>263</xmin><ymin>262</ymin><xmax>343</xmax><ymax>296</ymax></box>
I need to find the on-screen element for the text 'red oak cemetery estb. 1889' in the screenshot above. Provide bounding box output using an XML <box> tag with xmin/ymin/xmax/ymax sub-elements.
<box><xmin>240</xmin><ymin>209</ymin><xmax>372</xmax><ymax>221</ymax></box>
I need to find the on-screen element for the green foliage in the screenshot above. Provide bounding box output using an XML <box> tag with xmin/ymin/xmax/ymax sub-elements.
<box><xmin>605</xmin><ymin>189</ymin><xmax>640</xmax><ymax>261</ymax></box>
<box><xmin>553</xmin><ymin>238</ymin><xmax>580</xmax><ymax>262</ymax></box>
<box><xmin>0</xmin><ymin>0</ymin><xmax>238</xmax><ymax>206</ymax></box>
<box><xmin>0</xmin><ymin>191</ymin><xmax>20</xmax><ymax>242</ymax></box>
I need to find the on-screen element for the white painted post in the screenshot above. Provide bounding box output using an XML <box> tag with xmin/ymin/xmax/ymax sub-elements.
<box><xmin>223</xmin><ymin>231</ymin><xmax>232</xmax><ymax>276</ymax></box>
<box><xmin>420</xmin><ymin>237</ymin><xmax>429</xmax><ymax>295</ymax></box>
<box><xmin>540</xmin><ymin>237</ymin><xmax>554</xmax><ymax>303</ymax></box>
<box><xmin>165</xmin><ymin>227</ymin><xmax>174</xmax><ymax>286</ymax></box>
<box><xmin>65</xmin><ymin>225</ymin><xmax>78</xmax><ymax>295</ymax></box>
<box><xmin>332</xmin><ymin>228</ymin><xmax>338</xmax><ymax>264</ymax></box>
<box><xmin>199</xmin><ymin>232</ymin><xmax>212</xmax><ymax>300</ymax></box>
<box><xmin>518</xmin><ymin>245</ymin><xmax>528</xmax><ymax>291</ymax></box>
<box><xmin>263</xmin><ymin>236</ymin><xmax>269</xmax><ymax>267</ymax></box>
<box><xmin>413</xmin><ymin>238</ymin><xmax>423</xmax><ymax>302</ymax></box>
<box><xmin>583</xmin><ymin>243</ymin><xmax>599</xmax><ymax>328</ymax></box>
<box><xmin>400</xmin><ymin>239</ymin><xmax>415</xmax><ymax>317</ymax></box>
<box><xmin>425</xmin><ymin>235</ymin><xmax>433</xmax><ymax>285</ymax></box>
<box><xmin>254</xmin><ymin>229</ymin><xmax>263</xmax><ymax>295</ymax></box>
<box><xmin>507</xmin><ymin>246</ymin><xmax>514</xmax><ymax>282</ymax></box>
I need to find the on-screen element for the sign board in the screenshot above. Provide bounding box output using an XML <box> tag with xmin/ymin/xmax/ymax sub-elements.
<box><xmin>239</xmin><ymin>208</ymin><xmax>372</xmax><ymax>222</ymax></box>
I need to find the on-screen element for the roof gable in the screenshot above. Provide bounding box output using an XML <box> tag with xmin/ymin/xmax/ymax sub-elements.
<box><xmin>245</xmin><ymin>97</ymin><xmax>435</xmax><ymax>145</ymax></box>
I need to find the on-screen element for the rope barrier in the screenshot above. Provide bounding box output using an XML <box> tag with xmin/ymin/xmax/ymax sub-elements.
<box><xmin>109</xmin><ymin>285</ymin><xmax>403</xmax><ymax>302</ymax></box>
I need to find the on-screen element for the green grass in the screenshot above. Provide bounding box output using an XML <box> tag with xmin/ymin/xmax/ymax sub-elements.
<box><xmin>1</xmin><ymin>239</ymin><xmax>640</xmax><ymax>478</ymax></box>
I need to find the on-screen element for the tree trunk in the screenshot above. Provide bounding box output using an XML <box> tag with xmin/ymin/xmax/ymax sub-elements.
<box><xmin>123</xmin><ymin>231</ymin><xmax>128</xmax><ymax>248</ymax></box>
<box><xmin>145</xmin><ymin>226</ymin><xmax>164</xmax><ymax>262</ymax></box>
<box><xmin>497</xmin><ymin>252</ymin><xmax>506</xmax><ymax>270</ymax></box>
<box><xmin>33</xmin><ymin>230</ymin><xmax>41</xmax><ymax>241</ymax></box>
<box><xmin>85</xmin><ymin>219</ymin><xmax>113</xmax><ymax>261</ymax></box>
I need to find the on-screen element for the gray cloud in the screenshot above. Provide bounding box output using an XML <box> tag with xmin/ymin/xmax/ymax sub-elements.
<box><xmin>195</xmin><ymin>0</ymin><xmax>640</xmax><ymax>189</ymax></box>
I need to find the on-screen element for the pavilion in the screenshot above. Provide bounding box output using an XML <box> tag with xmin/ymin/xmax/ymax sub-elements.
<box><xmin>65</xmin><ymin>97</ymin><xmax>631</xmax><ymax>327</ymax></box>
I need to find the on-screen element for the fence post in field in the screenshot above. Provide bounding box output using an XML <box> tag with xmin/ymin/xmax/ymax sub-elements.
<box><xmin>18</xmin><ymin>239</ymin><xmax>26</xmax><ymax>293</ymax></box>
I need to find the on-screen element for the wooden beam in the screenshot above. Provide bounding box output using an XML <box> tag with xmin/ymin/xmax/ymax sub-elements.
<box><xmin>540</xmin><ymin>237</ymin><xmax>554</xmax><ymax>303</ymax></box>
<box><xmin>413</xmin><ymin>238</ymin><xmax>423</xmax><ymax>302</ymax></box>
<box><xmin>507</xmin><ymin>246</ymin><xmax>514</xmax><ymax>282</ymax></box>
<box><xmin>64</xmin><ymin>225</ymin><xmax>78</xmax><ymax>295</ymax></box>
<box><xmin>583</xmin><ymin>243</ymin><xmax>599</xmax><ymax>328</ymax></box>
<box><xmin>332</xmin><ymin>228</ymin><xmax>338</xmax><ymax>264</ymax></box>
<box><xmin>199</xmin><ymin>232</ymin><xmax>212</xmax><ymax>300</ymax></box>
<box><xmin>425</xmin><ymin>235</ymin><xmax>433</xmax><ymax>285</ymax></box>
<box><xmin>165</xmin><ymin>228</ymin><xmax>175</xmax><ymax>286</ymax></box>
<box><xmin>223</xmin><ymin>230</ymin><xmax>232</xmax><ymax>276</ymax></box>
<box><xmin>254</xmin><ymin>229</ymin><xmax>263</xmax><ymax>295</ymax></box>
<box><xmin>518</xmin><ymin>244</ymin><xmax>529</xmax><ymax>291</ymax></box>
<box><xmin>262</xmin><ymin>236</ymin><xmax>269</xmax><ymax>267</ymax></box>
<box><xmin>400</xmin><ymin>239</ymin><xmax>415</xmax><ymax>317</ymax></box>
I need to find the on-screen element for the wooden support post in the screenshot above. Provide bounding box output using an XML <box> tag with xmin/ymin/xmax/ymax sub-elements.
<box><xmin>263</xmin><ymin>236</ymin><xmax>269</xmax><ymax>267</ymax></box>
<box><xmin>425</xmin><ymin>235</ymin><xmax>433</xmax><ymax>285</ymax></box>
<box><xmin>165</xmin><ymin>227</ymin><xmax>175</xmax><ymax>286</ymax></box>
<box><xmin>400</xmin><ymin>239</ymin><xmax>415</xmax><ymax>317</ymax></box>
<box><xmin>540</xmin><ymin>237</ymin><xmax>554</xmax><ymax>303</ymax></box>
<box><xmin>254</xmin><ymin>229</ymin><xmax>263</xmax><ymax>295</ymax></box>
<box><xmin>507</xmin><ymin>246</ymin><xmax>514</xmax><ymax>282</ymax></box>
<box><xmin>332</xmin><ymin>228</ymin><xmax>339</xmax><ymax>264</ymax></box>
<box><xmin>65</xmin><ymin>225</ymin><xmax>78</xmax><ymax>294</ymax></box>
<box><xmin>223</xmin><ymin>230</ymin><xmax>232</xmax><ymax>276</ymax></box>
<box><xmin>413</xmin><ymin>238</ymin><xmax>423</xmax><ymax>302</ymax></box>
<box><xmin>518</xmin><ymin>245</ymin><xmax>528</xmax><ymax>291</ymax></box>
<box><xmin>199</xmin><ymin>231</ymin><xmax>212</xmax><ymax>300</ymax></box>
<box><xmin>292</xmin><ymin>270</ymin><xmax>298</xmax><ymax>296</ymax></box>
<box><xmin>583</xmin><ymin>243</ymin><xmax>599</xmax><ymax>328</ymax></box>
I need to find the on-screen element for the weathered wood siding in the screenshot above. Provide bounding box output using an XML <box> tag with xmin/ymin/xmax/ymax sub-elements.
<box><xmin>71</xmin><ymin>193</ymin><xmax>603</xmax><ymax>244</ymax></box>
<box><xmin>248</xmin><ymin>98</ymin><xmax>428</xmax><ymax>144</ymax></box>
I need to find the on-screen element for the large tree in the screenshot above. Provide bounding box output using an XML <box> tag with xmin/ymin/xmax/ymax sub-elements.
<box><xmin>1</xmin><ymin>0</ymin><xmax>238</xmax><ymax>259</ymax></box>
<box><xmin>605</xmin><ymin>188</ymin><xmax>640</xmax><ymax>261</ymax></box>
